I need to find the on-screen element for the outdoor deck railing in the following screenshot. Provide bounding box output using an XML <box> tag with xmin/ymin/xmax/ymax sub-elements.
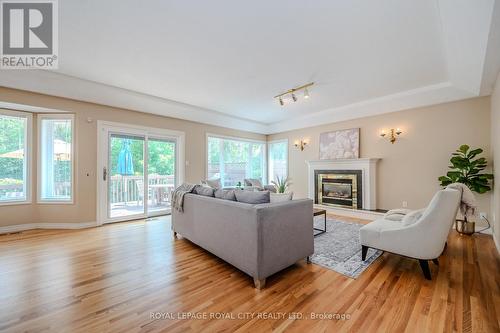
<box><xmin>109</xmin><ymin>174</ymin><xmax>174</xmax><ymax>204</ymax></box>
<box><xmin>0</xmin><ymin>174</ymin><xmax>174</xmax><ymax>203</ymax></box>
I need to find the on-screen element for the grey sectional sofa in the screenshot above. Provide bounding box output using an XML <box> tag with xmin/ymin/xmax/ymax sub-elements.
<box><xmin>172</xmin><ymin>193</ymin><xmax>314</xmax><ymax>289</ymax></box>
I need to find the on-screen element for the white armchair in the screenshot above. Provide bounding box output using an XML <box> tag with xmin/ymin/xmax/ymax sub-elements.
<box><xmin>359</xmin><ymin>189</ymin><xmax>461</xmax><ymax>279</ymax></box>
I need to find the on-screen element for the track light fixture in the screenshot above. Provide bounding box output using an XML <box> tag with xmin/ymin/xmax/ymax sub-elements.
<box><xmin>274</xmin><ymin>82</ymin><xmax>314</xmax><ymax>106</ymax></box>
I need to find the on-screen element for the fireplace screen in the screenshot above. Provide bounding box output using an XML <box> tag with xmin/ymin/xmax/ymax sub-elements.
<box><xmin>316</xmin><ymin>172</ymin><xmax>360</xmax><ymax>209</ymax></box>
<box><xmin>323</xmin><ymin>183</ymin><xmax>352</xmax><ymax>200</ymax></box>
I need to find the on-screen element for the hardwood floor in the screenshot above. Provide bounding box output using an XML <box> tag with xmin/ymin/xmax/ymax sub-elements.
<box><xmin>0</xmin><ymin>215</ymin><xmax>498</xmax><ymax>333</ymax></box>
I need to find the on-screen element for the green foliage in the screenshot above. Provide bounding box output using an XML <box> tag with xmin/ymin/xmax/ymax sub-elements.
<box><xmin>0</xmin><ymin>115</ymin><xmax>25</xmax><ymax>182</ymax></box>
<box><xmin>271</xmin><ymin>176</ymin><xmax>292</xmax><ymax>194</ymax></box>
<box><xmin>438</xmin><ymin>144</ymin><xmax>494</xmax><ymax>194</ymax></box>
<box><xmin>0</xmin><ymin>178</ymin><xmax>22</xmax><ymax>186</ymax></box>
<box><xmin>147</xmin><ymin>140</ymin><xmax>175</xmax><ymax>175</ymax></box>
<box><xmin>109</xmin><ymin>138</ymin><xmax>175</xmax><ymax>176</ymax></box>
<box><xmin>0</xmin><ymin>115</ymin><xmax>25</xmax><ymax>155</ymax></box>
<box><xmin>0</xmin><ymin>158</ymin><xmax>24</xmax><ymax>180</ymax></box>
<box><xmin>207</xmin><ymin>137</ymin><xmax>265</xmax><ymax>181</ymax></box>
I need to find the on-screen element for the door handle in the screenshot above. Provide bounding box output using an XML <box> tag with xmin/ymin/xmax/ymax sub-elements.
<box><xmin>103</xmin><ymin>167</ymin><xmax>107</xmax><ymax>181</ymax></box>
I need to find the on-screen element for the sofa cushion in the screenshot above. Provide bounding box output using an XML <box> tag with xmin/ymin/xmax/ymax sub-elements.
<box><xmin>214</xmin><ymin>189</ymin><xmax>237</xmax><ymax>201</ymax></box>
<box><xmin>194</xmin><ymin>185</ymin><xmax>215</xmax><ymax>197</ymax></box>
<box><xmin>235</xmin><ymin>190</ymin><xmax>270</xmax><ymax>204</ymax></box>
<box><xmin>270</xmin><ymin>192</ymin><xmax>293</xmax><ymax>203</ymax></box>
<box><xmin>201</xmin><ymin>178</ymin><xmax>221</xmax><ymax>189</ymax></box>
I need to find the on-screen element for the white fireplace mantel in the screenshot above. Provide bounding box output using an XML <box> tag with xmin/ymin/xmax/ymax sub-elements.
<box><xmin>306</xmin><ymin>158</ymin><xmax>380</xmax><ymax>210</ymax></box>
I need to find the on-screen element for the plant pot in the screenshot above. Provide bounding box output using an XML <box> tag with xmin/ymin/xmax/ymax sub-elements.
<box><xmin>456</xmin><ymin>219</ymin><xmax>475</xmax><ymax>235</ymax></box>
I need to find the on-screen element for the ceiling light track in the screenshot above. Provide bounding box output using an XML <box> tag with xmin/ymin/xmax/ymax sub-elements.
<box><xmin>274</xmin><ymin>82</ymin><xmax>314</xmax><ymax>106</ymax></box>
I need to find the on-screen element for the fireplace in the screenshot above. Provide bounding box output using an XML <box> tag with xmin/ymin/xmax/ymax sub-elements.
<box><xmin>307</xmin><ymin>159</ymin><xmax>379</xmax><ymax>210</ymax></box>
<box><xmin>315</xmin><ymin>170</ymin><xmax>362</xmax><ymax>209</ymax></box>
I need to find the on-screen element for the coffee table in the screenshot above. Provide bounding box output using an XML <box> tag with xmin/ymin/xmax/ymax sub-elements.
<box><xmin>313</xmin><ymin>208</ymin><xmax>327</xmax><ymax>236</ymax></box>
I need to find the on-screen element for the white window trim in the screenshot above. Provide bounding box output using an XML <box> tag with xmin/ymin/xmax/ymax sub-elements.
<box><xmin>96</xmin><ymin>120</ymin><xmax>186</xmax><ymax>225</ymax></box>
<box><xmin>205</xmin><ymin>133</ymin><xmax>267</xmax><ymax>185</ymax></box>
<box><xmin>0</xmin><ymin>109</ymin><xmax>33</xmax><ymax>206</ymax></box>
<box><xmin>37</xmin><ymin>113</ymin><xmax>75</xmax><ymax>204</ymax></box>
<box><xmin>267</xmin><ymin>138</ymin><xmax>289</xmax><ymax>182</ymax></box>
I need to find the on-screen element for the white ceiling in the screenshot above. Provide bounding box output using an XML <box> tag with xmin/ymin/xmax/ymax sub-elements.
<box><xmin>1</xmin><ymin>0</ymin><xmax>499</xmax><ymax>134</ymax></box>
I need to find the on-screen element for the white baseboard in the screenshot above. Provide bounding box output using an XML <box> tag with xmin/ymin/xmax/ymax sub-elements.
<box><xmin>315</xmin><ymin>204</ymin><xmax>384</xmax><ymax>221</ymax></box>
<box><xmin>0</xmin><ymin>221</ymin><xmax>99</xmax><ymax>234</ymax></box>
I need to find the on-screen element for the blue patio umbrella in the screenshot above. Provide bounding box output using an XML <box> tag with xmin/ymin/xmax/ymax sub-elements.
<box><xmin>117</xmin><ymin>139</ymin><xmax>134</xmax><ymax>175</ymax></box>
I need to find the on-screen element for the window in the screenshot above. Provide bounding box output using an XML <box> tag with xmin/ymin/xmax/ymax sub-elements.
<box><xmin>38</xmin><ymin>115</ymin><xmax>74</xmax><ymax>202</ymax></box>
<box><xmin>207</xmin><ymin>135</ymin><xmax>266</xmax><ymax>187</ymax></box>
<box><xmin>0</xmin><ymin>110</ymin><xmax>32</xmax><ymax>204</ymax></box>
<box><xmin>268</xmin><ymin>140</ymin><xmax>288</xmax><ymax>183</ymax></box>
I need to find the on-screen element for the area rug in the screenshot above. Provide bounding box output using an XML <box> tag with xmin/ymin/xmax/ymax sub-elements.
<box><xmin>311</xmin><ymin>217</ymin><xmax>382</xmax><ymax>279</ymax></box>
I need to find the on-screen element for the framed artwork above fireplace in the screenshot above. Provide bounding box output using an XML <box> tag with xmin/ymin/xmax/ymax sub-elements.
<box><xmin>319</xmin><ymin>128</ymin><xmax>359</xmax><ymax>160</ymax></box>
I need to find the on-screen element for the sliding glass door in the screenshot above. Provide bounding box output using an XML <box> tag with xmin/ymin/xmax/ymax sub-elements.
<box><xmin>147</xmin><ymin>138</ymin><xmax>176</xmax><ymax>216</ymax></box>
<box><xmin>108</xmin><ymin>134</ymin><xmax>145</xmax><ymax>220</ymax></box>
<box><xmin>98</xmin><ymin>123</ymin><xmax>182</xmax><ymax>224</ymax></box>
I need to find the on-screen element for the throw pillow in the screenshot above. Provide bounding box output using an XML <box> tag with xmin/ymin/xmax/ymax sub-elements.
<box><xmin>402</xmin><ymin>208</ymin><xmax>425</xmax><ymax>226</ymax></box>
<box><xmin>270</xmin><ymin>192</ymin><xmax>293</xmax><ymax>203</ymax></box>
<box><xmin>264</xmin><ymin>185</ymin><xmax>277</xmax><ymax>193</ymax></box>
<box><xmin>244</xmin><ymin>178</ymin><xmax>262</xmax><ymax>188</ymax></box>
<box><xmin>249</xmin><ymin>178</ymin><xmax>263</xmax><ymax>188</ymax></box>
<box><xmin>194</xmin><ymin>185</ymin><xmax>215</xmax><ymax>197</ymax></box>
<box><xmin>201</xmin><ymin>178</ymin><xmax>221</xmax><ymax>189</ymax></box>
<box><xmin>235</xmin><ymin>190</ymin><xmax>270</xmax><ymax>204</ymax></box>
<box><xmin>384</xmin><ymin>208</ymin><xmax>412</xmax><ymax>221</ymax></box>
<box><xmin>214</xmin><ymin>189</ymin><xmax>237</xmax><ymax>201</ymax></box>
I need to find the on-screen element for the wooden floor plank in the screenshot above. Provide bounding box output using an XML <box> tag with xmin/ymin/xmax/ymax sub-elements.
<box><xmin>0</xmin><ymin>215</ymin><xmax>498</xmax><ymax>333</ymax></box>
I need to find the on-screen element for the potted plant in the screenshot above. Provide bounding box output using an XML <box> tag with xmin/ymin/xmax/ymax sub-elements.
<box><xmin>271</xmin><ymin>176</ymin><xmax>292</xmax><ymax>193</ymax></box>
<box><xmin>438</xmin><ymin>144</ymin><xmax>494</xmax><ymax>234</ymax></box>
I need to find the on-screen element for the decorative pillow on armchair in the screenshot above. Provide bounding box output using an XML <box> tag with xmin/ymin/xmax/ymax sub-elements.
<box><xmin>201</xmin><ymin>178</ymin><xmax>221</xmax><ymax>189</ymax></box>
<box><xmin>244</xmin><ymin>178</ymin><xmax>263</xmax><ymax>188</ymax></box>
<box><xmin>402</xmin><ymin>208</ymin><xmax>425</xmax><ymax>226</ymax></box>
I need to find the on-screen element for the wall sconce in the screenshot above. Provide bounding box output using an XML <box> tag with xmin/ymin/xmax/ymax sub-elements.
<box><xmin>380</xmin><ymin>128</ymin><xmax>402</xmax><ymax>144</ymax></box>
<box><xmin>294</xmin><ymin>139</ymin><xmax>308</xmax><ymax>151</ymax></box>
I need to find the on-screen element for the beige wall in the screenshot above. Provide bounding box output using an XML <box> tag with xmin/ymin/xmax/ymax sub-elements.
<box><xmin>491</xmin><ymin>72</ymin><xmax>500</xmax><ymax>251</ymax></box>
<box><xmin>268</xmin><ymin>97</ymin><xmax>492</xmax><ymax>215</ymax></box>
<box><xmin>0</xmin><ymin>87</ymin><xmax>265</xmax><ymax>227</ymax></box>
<box><xmin>0</xmin><ymin>87</ymin><xmax>494</xmax><ymax>230</ymax></box>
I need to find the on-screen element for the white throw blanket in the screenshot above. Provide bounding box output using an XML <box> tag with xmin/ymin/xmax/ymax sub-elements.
<box><xmin>171</xmin><ymin>183</ymin><xmax>197</xmax><ymax>213</ymax></box>
<box><xmin>446</xmin><ymin>183</ymin><xmax>477</xmax><ymax>218</ymax></box>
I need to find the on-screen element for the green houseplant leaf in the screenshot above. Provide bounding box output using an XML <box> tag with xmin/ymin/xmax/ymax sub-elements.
<box><xmin>271</xmin><ymin>176</ymin><xmax>292</xmax><ymax>194</ymax></box>
<box><xmin>439</xmin><ymin>145</ymin><xmax>494</xmax><ymax>194</ymax></box>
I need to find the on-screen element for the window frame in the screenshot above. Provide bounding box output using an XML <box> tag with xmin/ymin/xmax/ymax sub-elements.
<box><xmin>267</xmin><ymin>139</ymin><xmax>289</xmax><ymax>183</ymax></box>
<box><xmin>37</xmin><ymin>113</ymin><xmax>75</xmax><ymax>204</ymax></box>
<box><xmin>0</xmin><ymin>109</ymin><xmax>33</xmax><ymax>206</ymax></box>
<box><xmin>205</xmin><ymin>133</ymin><xmax>267</xmax><ymax>186</ymax></box>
